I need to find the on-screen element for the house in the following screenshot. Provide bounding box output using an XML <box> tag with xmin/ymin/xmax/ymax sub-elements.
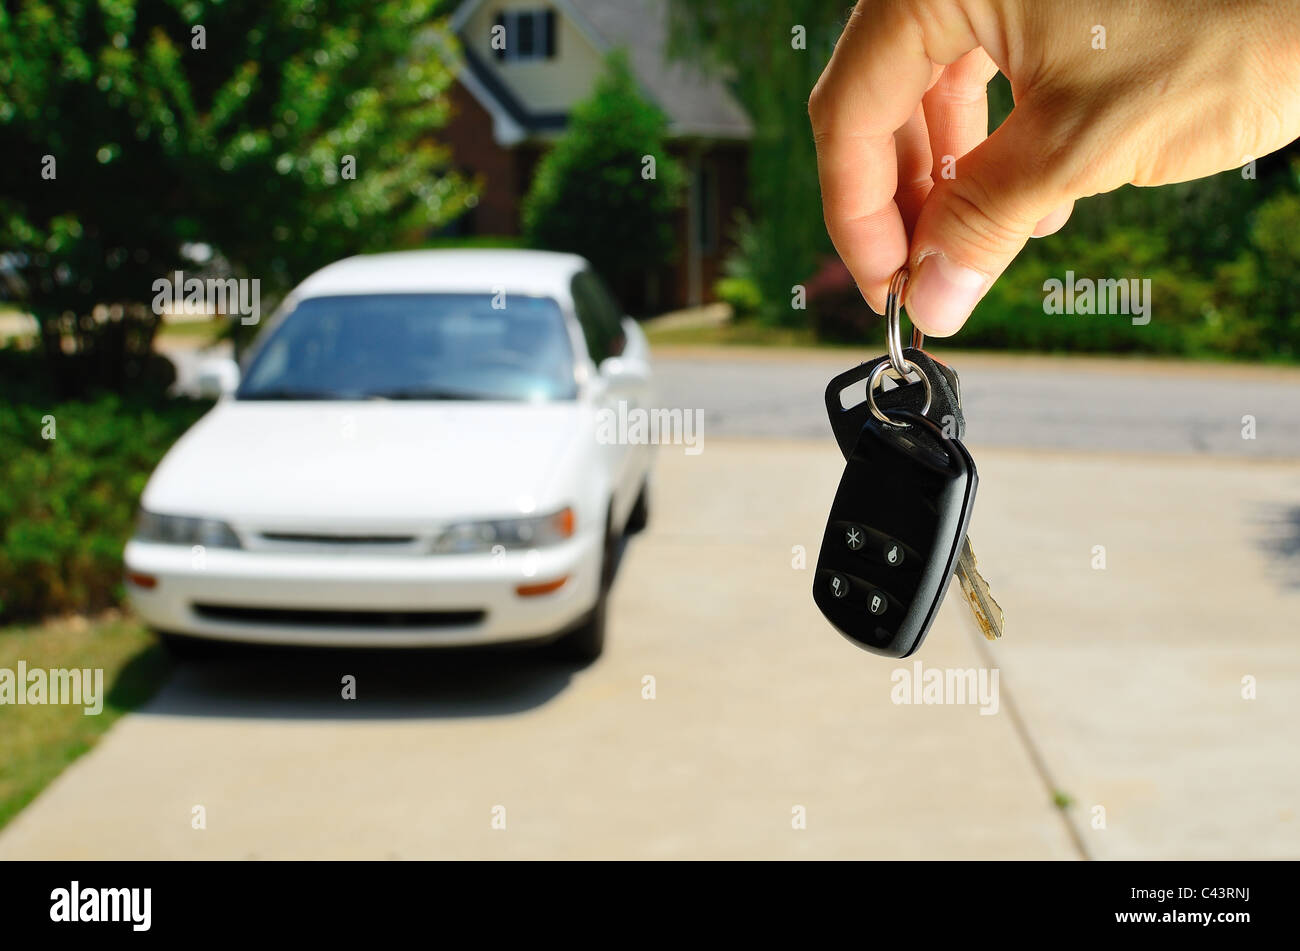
<box><xmin>444</xmin><ymin>0</ymin><xmax>753</xmax><ymax>313</ymax></box>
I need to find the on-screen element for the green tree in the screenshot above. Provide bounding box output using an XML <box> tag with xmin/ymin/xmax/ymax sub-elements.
<box><xmin>668</xmin><ymin>5</ymin><xmax>1300</xmax><ymax>354</ymax></box>
<box><xmin>522</xmin><ymin>50</ymin><xmax>683</xmax><ymax>312</ymax></box>
<box><xmin>668</xmin><ymin>0</ymin><xmax>846</xmax><ymax>326</ymax></box>
<box><xmin>0</xmin><ymin>0</ymin><xmax>472</xmax><ymax>394</ymax></box>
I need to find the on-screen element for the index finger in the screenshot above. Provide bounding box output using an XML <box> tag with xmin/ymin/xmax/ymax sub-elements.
<box><xmin>808</xmin><ymin>1</ymin><xmax>972</xmax><ymax>310</ymax></box>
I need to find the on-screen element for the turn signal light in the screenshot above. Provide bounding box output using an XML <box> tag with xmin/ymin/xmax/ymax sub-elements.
<box><xmin>515</xmin><ymin>576</ymin><xmax>569</xmax><ymax>597</ymax></box>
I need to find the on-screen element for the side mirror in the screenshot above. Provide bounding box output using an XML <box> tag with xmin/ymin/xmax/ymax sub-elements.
<box><xmin>196</xmin><ymin>357</ymin><xmax>240</xmax><ymax>399</ymax></box>
<box><xmin>598</xmin><ymin>355</ymin><xmax>649</xmax><ymax>383</ymax></box>
<box><xmin>595</xmin><ymin>355</ymin><xmax>647</xmax><ymax>387</ymax></box>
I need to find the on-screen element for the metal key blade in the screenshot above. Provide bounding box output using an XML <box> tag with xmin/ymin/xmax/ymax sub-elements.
<box><xmin>954</xmin><ymin>535</ymin><xmax>1004</xmax><ymax>640</ymax></box>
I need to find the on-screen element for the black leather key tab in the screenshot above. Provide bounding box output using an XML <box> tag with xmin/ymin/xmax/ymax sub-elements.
<box><xmin>813</xmin><ymin>409</ymin><xmax>977</xmax><ymax>658</ymax></box>
<box><xmin>823</xmin><ymin>347</ymin><xmax>964</xmax><ymax>459</ymax></box>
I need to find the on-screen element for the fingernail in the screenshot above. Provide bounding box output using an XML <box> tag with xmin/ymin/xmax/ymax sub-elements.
<box><xmin>906</xmin><ymin>253</ymin><xmax>987</xmax><ymax>337</ymax></box>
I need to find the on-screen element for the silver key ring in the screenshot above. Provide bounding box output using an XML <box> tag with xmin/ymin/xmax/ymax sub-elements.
<box><xmin>868</xmin><ymin>266</ymin><xmax>932</xmax><ymax>427</ymax></box>
<box><xmin>885</xmin><ymin>267</ymin><xmax>913</xmax><ymax>373</ymax></box>
<box><xmin>866</xmin><ymin>357</ymin><xmax>932</xmax><ymax>427</ymax></box>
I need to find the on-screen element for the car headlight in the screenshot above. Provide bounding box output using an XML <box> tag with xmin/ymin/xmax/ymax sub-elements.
<box><xmin>431</xmin><ymin>507</ymin><xmax>575</xmax><ymax>554</ymax></box>
<box><xmin>135</xmin><ymin>510</ymin><xmax>242</xmax><ymax>549</ymax></box>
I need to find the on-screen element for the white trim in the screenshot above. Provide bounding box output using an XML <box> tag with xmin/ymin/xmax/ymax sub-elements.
<box><xmin>450</xmin><ymin>0</ymin><xmax>483</xmax><ymax>32</ymax></box>
<box><xmin>456</xmin><ymin>65</ymin><xmax>527</xmax><ymax>147</ymax></box>
<box><xmin>452</xmin><ymin>0</ymin><xmax>603</xmax><ymax>147</ymax></box>
<box><xmin>453</xmin><ymin>0</ymin><xmax>610</xmax><ymax>55</ymax></box>
<box><xmin>450</xmin><ymin>0</ymin><xmax>754</xmax><ymax>144</ymax></box>
<box><xmin>547</xmin><ymin>0</ymin><xmax>611</xmax><ymax>57</ymax></box>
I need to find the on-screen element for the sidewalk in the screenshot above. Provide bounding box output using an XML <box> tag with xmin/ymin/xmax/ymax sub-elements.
<box><xmin>1</xmin><ymin>440</ymin><xmax>1295</xmax><ymax>859</ymax></box>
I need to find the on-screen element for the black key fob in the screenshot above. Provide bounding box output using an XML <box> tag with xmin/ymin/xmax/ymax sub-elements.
<box><xmin>824</xmin><ymin>348</ymin><xmax>965</xmax><ymax>459</ymax></box>
<box><xmin>813</xmin><ymin>409</ymin><xmax>977</xmax><ymax>657</ymax></box>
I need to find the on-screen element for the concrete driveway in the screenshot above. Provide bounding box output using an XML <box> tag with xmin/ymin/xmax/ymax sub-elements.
<box><xmin>2</xmin><ymin>350</ymin><xmax>1298</xmax><ymax>859</ymax></box>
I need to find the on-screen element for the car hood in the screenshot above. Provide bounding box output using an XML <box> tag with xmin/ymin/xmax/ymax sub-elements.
<box><xmin>142</xmin><ymin>401</ymin><xmax>589</xmax><ymax>527</ymax></box>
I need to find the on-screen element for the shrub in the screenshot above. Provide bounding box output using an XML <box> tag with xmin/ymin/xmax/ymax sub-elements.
<box><xmin>804</xmin><ymin>256</ymin><xmax>878</xmax><ymax>344</ymax></box>
<box><xmin>522</xmin><ymin>51</ymin><xmax>684</xmax><ymax>312</ymax></box>
<box><xmin>714</xmin><ymin>277</ymin><xmax>762</xmax><ymax>320</ymax></box>
<box><xmin>0</xmin><ymin>349</ymin><xmax>208</xmax><ymax>621</ymax></box>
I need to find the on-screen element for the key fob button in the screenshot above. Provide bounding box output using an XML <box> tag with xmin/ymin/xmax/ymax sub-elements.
<box><xmin>831</xmin><ymin>521</ymin><xmax>916</xmax><ymax>570</ymax></box>
<box><xmin>813</xmin><ymin>409</ymin><xmax>978</xmax><ymax>658</ymax></box>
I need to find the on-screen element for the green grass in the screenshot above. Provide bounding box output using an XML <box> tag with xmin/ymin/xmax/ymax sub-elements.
<box><xmin>644</xmin><ymin>315</ymin><xmax>1300</xmax><ymax>367</ymax></box>
<box><xmin>155</xmin><ymin>318</ymin><xmax>224</xmax><ymax>342</ymax></box>
<box><xmin>646</xmin><ymin>320</ymin><xmax>830</xmax><ymax>349</ymax></box>
<box><xmin>0</xmin><ymin>615</ymin><xmax>170</xmax><ymax>831</ymax></box>
<box><xmin>418</xmin><ymin>234</ymin><xmax>528</xmax><ymax>250</ymax></box>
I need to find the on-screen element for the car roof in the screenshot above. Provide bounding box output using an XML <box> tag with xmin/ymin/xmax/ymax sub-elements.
<box><xmin>293</xmin><ymin>249</ymin><xmax>590</xmax><ymax>301</ymax></box>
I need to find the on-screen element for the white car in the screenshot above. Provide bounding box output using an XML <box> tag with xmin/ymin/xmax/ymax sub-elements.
<box><xmin>124</xmin><ymin>250</ymin><xmax>654</xmax><ymax>661</ymax></box>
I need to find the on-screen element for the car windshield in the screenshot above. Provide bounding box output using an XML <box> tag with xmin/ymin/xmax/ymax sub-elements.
<box><xmin>237</xmin><ymin>293</ymin><xmax>577</xmax><ymax>401</ymax></box>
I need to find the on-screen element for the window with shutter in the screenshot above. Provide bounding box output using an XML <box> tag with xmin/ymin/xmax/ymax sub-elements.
<box><xmin>493</xmin><ymin>9</ymin><xmax>559</xmax><ymax>63</ymax></box>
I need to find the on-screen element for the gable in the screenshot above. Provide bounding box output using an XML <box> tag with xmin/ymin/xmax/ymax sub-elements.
<box><xmin>453</xmin><ymin>0</ymin><xmax>753</xmax><ymax>142</ymax></box>
<box><xmin>461</xmin><ymin>1</ymin><xmax>607</xmax><ymax>115</ymax></box>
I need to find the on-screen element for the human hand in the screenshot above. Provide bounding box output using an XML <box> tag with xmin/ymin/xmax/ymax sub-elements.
<box><xmin>809</xmin><ymin>0</ymin><xmax>1300</xmax><ymax>336</ymax></box>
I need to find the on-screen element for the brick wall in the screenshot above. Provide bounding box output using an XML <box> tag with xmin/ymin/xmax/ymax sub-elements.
<box><xmin>443</xmin><ymin>81</ymin><xmax>521</xmax><ymax>236</ymax></box>
<box><xmin>440</xmin><ymin>80</ymin><xmax>752</xmax><ymax>313</ymax></box>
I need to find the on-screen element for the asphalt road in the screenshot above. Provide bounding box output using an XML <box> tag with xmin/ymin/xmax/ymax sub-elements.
<box><xmin>161</xmin><ymin>338</ymin><xmax>1300</xmax><ymax>457</ymax></box>
<box><xmin>651</xmin><ymin>347</ymin><xmax>1300</xmax><ymax>458</ymax></box>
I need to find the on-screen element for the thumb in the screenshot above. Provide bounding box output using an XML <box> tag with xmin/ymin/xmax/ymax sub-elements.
<box><xmin>905</xmin><ymin>108</ymin><xmax>1072</xmax><ymax>337</ymax></box>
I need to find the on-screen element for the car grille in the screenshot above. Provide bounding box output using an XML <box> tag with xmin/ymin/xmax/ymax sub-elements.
<box><xmin>258</xmin><ymin>532</ymin><xmax>417</xmax><ymax>546</ymax></box>
<box><xmin>192</xmin><ymin>604</ymin><xmax>486</xmax><ymax>628</ymax></box>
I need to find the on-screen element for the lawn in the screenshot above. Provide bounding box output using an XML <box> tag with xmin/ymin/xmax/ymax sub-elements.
<box><xmin>0</xmin><ymin>614</ymin><xmax>169</xmax><ymax>831</ymax></box>
<box><xmin>155</xmin><ymin>318</ymin><xmax>225</xmax><ymax>342</ymax></box>
<box><xmin>645</xmin><ymin>319</ymin><xmax>831</xmax><ymax>350</ymax></box>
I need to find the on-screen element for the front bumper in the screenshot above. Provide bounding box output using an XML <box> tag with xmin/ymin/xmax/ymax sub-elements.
<box><xmin>123</xmin><ymin>535</ymin><xmax>602</xmax><ymax>648</ymax></box>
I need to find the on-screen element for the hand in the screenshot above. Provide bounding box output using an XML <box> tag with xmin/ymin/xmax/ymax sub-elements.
<box><xmin>808</xmin><ymin>0</ymin><xmax>1300</xmax><ymax>336</ymax></box>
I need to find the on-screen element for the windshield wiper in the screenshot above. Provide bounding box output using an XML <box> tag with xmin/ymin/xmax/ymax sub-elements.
<box><xmin>237</xmin><ymin>388</ymin><xmax>342</xmax><ymax>401</ymax></box>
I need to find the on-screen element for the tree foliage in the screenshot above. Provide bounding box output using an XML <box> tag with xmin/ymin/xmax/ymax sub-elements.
<box><xmin>522</xmin><ymin>50</ymin><xmax>683</xmax><ymax>313</ymax></box>
<box><xmin>667</xmin><ymin>0</ymin><xmax>845</xmax><ymax>326</ymax></box>
<box><xmin>669</xmin><ymin>3</ymin><xmax>1300</xmax><ymax>356</ymax></box>
<box><xmin>0</xmin><ymin>0</ymin><xmax>472</xmax><ymax>392</ymax></box>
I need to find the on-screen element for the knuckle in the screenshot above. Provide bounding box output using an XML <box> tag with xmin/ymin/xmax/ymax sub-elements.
<box><xmin>937</xmin><ymin>183</ymin><xmax>1028</xmax><ymax>257</ymax></box>
<box><xmin>807</xmin><ymin>78</ymin><xmax>830</xmax><ymax>127</ymax></box>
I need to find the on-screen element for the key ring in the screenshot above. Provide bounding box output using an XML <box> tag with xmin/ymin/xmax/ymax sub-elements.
<box><xmin>885</xmin><ymin>267</ymin><xmax>914</xmax><ymax>373</ymax></box>
<box><xmin>866</xmin><ymin>357</ymin><xmax>932</xmax><ymax>426</ymax></box>
<box><xmin>867</xmin><ymin>266</ymin><xmax>932</xmax><ymax>427</ymax></box>
<box><xmin>884</xmin><ymin>267</ymin><xmax>927</xmax><ymax>365</ymax></box>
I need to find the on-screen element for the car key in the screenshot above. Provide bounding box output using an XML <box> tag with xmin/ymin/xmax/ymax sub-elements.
<box><xmin>889</xmin><ymin>335</ymin><xmax>1004</xmax><ymax>642</ymax></box>
<box><xmin>954</xmin><ymin>535</ymin><xmax>1004</xmax><ymax>641</ymax></box>
<box><xmin>839</xmin><ymin>356</ymin><xmax>1003</xmax><ymax>640</ymax></box>
<box><xmin>883</xmin><ymin>341</ymin><xmax>1003</xmax><ymax>641</ymax></box>
<box><xmin>813</xmin><ymin>408</ymin><xmax>976</xmax><ymax>657</ymax></box>
<box><xmin>823</xmin><ymin>346</ymin><xmax>964</xmax><ymax>458</ymax></box>
<box><xmin>815</xmin><ymin>267</ymin><xmax>1003</xmax><ymax>654</ymax></box>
